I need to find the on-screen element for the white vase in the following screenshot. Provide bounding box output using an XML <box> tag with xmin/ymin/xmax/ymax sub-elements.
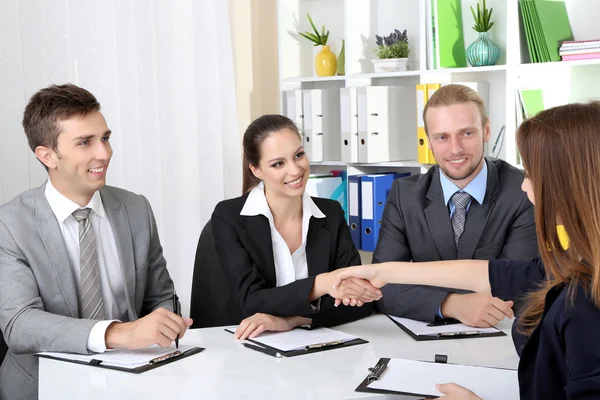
<box><xmin>372</xmin><ymin>57</ymin><xmax>408</xmax><ymax>73</ymax></box>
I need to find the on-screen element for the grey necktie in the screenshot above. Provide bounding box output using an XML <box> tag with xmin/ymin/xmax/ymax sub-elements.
<box><xmin>451</xmin><ymin>191</ymin><xmax>472</xmax><ymax>248</ymax></box>
<box><xmin>72</xmin><ymin>208</ymin><xmax>105</xmax><ymax>320</ymax></box>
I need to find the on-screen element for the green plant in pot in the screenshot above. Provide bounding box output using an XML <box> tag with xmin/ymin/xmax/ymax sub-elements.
<box><xmin>372</xmin><ymin>29</ymin><xmax>410</xmax><ymax>72</ymax></box>
<box><xmin>299</xmin><ymin>14</ymin><xmax>337</xmax><ymax>77</ymax></box>
<box><xmin>466</xmin><ymin>0</ymin><xmax>500</xmax><ymax>66</ymax></box>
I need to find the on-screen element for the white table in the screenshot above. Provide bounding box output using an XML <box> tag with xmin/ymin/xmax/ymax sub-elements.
<box><xmin>38</xmin><ymin>314</ymin><xmax>519</xmax><ymax>399</ymax></box>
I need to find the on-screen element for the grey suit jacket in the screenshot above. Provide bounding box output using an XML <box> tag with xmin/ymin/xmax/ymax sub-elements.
<box><xmin>374</xmin><ymin>158</ymin><xmax>539</xmax><ymax>322</ymax></box>
<box><xmin>0</xmin><ymin>183</ymin><xmax>175</xmax><ymax>400</ymax></box>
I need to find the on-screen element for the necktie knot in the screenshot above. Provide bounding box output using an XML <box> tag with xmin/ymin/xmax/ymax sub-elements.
<box><xmin>72</xmin><ymin>208</ymin><xmax>92</xmax><ymax>222</ymax></box>
<box><xmin>451</xmin><ymin>191</ymin><xmax>472</xmax><ymax>210</ymax></box>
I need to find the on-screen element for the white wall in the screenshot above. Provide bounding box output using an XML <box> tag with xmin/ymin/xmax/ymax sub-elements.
<box><xmin>0</xmin><ymin>0</ymin><xmax>241</xmax><ymax>317</ymax></box>
<box><xmin>229</xmin><ymin>0</ymin><xmax>280</xmax><ymax>136</ymax></box>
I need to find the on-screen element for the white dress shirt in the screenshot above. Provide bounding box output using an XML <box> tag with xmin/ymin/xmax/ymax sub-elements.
<box><xmin>45</xmin><ymin>181</ymin><xmax>126</xmax><ymax>352</ymax></box>
<box><xmin>240</xmin><ymin>182</ymin><xmax>326</xmax><ymax>287</ymax></box>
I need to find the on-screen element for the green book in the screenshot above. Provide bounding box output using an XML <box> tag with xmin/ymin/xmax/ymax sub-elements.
<box><xmin>520</xmin><ymin>0</ymin><xmax>538</xmax><ymax>63</ymax></box>
<box><xmin>436</xmin><ymin>0</ymin><xmax>467</xmax><ymax>68</ymax></box>
<box><xmin>533</xmin><ymin>0</ymin><xmax>573</xmax><ymax>62</ymax></box>
<box><xmin>520</xmin><ymin>89</ymin><xmax>545</xmax><ymax>118</ymax></box>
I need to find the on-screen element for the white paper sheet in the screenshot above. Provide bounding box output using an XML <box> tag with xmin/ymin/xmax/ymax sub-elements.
<box><xmin>388</xmin><ymin>315</ymin><xmax>500</xmax><ymax>336</ymax></box>
<box><xmin>367</xmin><ymin>358</ymin><xmax>518</xmax><ymax>399</ymax></box>
<box><xmin>38</xmin><ymin>344</ymin><xmax>196</xmax><ymax>369</ymax></box>
<box><xmin>225</xmin><ymin>327</ymin><xmax>358</xmax><ymax>351</ymax></box>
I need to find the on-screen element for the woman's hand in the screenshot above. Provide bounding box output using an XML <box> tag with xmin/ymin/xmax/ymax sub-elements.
<box><xmin>332</xmin><ymin>264</ymin><xmax>388</xmax><ymax>291</ymax></box>
<box><xmin>233</xmin><ymin>313</ymin><xmax>310</xmax><ymax>340</ymax></box>
<box><xmin>426</xmin><ymin>383</ymin><xmax>481</xmax><ymax>400</ymax></box>
<box><xmin>329</xmin><ymin>276</ymin><xmax>382</xmax><ymax>306</ymax></box>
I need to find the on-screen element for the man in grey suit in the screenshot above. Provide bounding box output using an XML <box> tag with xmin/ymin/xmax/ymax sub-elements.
<box><xmin>374</xmin><ymin>84</ymin><xmax>538</xmax><ymax>327</ymax></box>
<box><xmin>0</xmin><ymin>84</ymin><xmax>193</xmax><ymax>400</ymax></box>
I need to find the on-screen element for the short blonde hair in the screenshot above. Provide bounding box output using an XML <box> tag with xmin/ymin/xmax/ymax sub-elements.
<box><xmin>423</xmin><ymin>84</ymin><xmax>488</xmax><ymax>134</ymax></box>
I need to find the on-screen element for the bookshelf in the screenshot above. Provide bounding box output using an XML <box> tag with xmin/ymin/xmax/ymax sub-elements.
<box><xmin>277</xmin><ymin>0</ymin><xmax>600</xmax><ymax>169</ymax></box>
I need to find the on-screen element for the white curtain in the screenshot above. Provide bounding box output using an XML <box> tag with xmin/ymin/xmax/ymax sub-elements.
<box><xmin>0</xmin><ymin>0</ymin><xmax>241</xmax><ymax>317</ymax></box>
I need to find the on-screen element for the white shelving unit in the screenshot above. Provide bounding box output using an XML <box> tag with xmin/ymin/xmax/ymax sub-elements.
<box><xmin>277</xmin><ymin>0</ymin><xmax>600</xmax><ymax>177</ymax></box>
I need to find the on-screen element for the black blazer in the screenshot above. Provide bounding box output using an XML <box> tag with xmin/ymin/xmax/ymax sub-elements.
<box><xmin>211</xmin><ymin>194</ymin><xmax>373</xmax><ymax>328</ymax></box>
<box><xmin>489</xmin><ymin>258</ymin><xmax>600</xmax><ymax>399</ymax></box>
<box><xmin>374</xmin><ymin>158</ymin><xmax>539</xmax><ymax>322</ymax></box>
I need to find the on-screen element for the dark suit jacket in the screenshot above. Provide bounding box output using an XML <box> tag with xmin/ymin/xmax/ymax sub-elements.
<box><xmin>489</xmin><ymin>258</ymin><xmax>600</xmax><ymax>399</ymax></box>
<box><xmin>374</xmin><ymin>158</ymin><xmax>539</xmax><ymax>322</ymax></box>
<box><xmin>211</xmin><ymin>194</ymin><xmax>373</xmax><ymax>328</ymax></box>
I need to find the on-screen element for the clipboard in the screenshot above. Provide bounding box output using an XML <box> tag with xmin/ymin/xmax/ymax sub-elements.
<box><xmin>386</xmin><ymin>315</ymin><xmax>506</xmax><ymax>341</ymax></box>
<box><xmin>355</xmin><ymin>357</ymin><xmax>518</xmax><ymax>398</ymax></box>
<box><xmin>224</xmin><ymin>327</ymin><xmax>368</xmax><ymax>358</ymax></box>
<box><xmin>36</xmin><ymin>346</ymin><xmax>204</xmax><ymax>374</ymax></box>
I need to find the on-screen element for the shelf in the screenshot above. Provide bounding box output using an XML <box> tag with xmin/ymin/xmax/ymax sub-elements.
<box><xmin>345</xmin><ymin>70</ymin><xmax>422</xmax><ymax>79</ymax></box>
<box><xmin>282</xmin><ymin>75</ymin><xmax>346</xmax><ymax>83</ymax></box>
<box><xmin>311</xmin><ymin>160</ymin><xmax>430</xmax><ymax>168</ymax></box>
<box><xmin>515</xmin><ymin>58</ymin><xmax>600</xmax><ymax>72</ymax></box>
<box><xmin>282</xmin><ymin>66</ymin><xmax>506</xmax><ymax>83</ymax></box>
<box><xmin>423</xmin><ymin>65</ymin><xmax>508</xmax><ymax>74</ymax></box>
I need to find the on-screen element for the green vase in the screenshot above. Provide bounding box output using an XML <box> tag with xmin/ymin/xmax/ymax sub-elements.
<box><xmin>337</xmin><ymin>40</ymin><xmax>345</xmax><ymax>76</ymax></box>
<box><xmin>466</xmin><ymin>32</ymin><xmax>500</xmax><ymax>67</ymax></box>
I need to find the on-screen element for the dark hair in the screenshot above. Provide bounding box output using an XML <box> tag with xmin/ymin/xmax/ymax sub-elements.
<box><xmin>23</xmin><ymin>83</ymin><xmax>101</xmax><ymax>170</ymax></box>
<box><xmin>517</xmin><ymin>101</ymin><xmax>600</xmax><ymax>336</ymax></box>
<box><xmin>242</xmin><ymin>114</ymin><xmax>301</xmax><ymax>193</ymax></box>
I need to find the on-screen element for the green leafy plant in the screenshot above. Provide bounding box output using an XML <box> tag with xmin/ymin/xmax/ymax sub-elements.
<box><xmin>298</xmin><ymin>14</ymin><xmax>329</xmax><ymax>46</ymax></box>
<box><xmin>375</xmin><ymin>29</ymin><xmax>410</xmax><ymax>59</ymax></box>
<box><xmin>470</xmin><ymin>0</ymin><xmax>494</xmax><ymax>32</ymax></box>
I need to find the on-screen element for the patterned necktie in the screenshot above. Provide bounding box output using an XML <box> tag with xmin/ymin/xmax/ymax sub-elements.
<box><xmin>72</xmin><ymin>208</ymin><xmax>105</xmax><ymax>320</ymax></box>
<box><xmin>451</xmin><ymin>191</ymin><xmax>472</xmax><ymax>249</ymax></box>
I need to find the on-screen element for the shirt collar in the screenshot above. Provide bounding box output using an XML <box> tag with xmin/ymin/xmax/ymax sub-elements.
<box><xmin>440</xmin><ymin>159</ymin><xmax>488</xmax><ymax>206</ymax></box>
<box><xmin>44</xmin><ymin>180</ymin><xmax>106</xmax><ymax>223</ymax></box>
<box><xmin>240</xmin><ymin>182</ymin><xmax>326</xmax><ymax>220</ymax></box>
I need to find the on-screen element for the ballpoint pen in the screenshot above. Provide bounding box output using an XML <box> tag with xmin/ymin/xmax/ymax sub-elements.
<box><xmin>491</xmin><ymin>125</ymin><xmax>506</xmax><ymax>158</ymax></box>
<box><xmin>173</xmin><ymin>292</ymin><xmax>180</xmax><ymax>349</ymax></box>
<box><xmin>426</xmin><ymin>318</ymin><xmax>461</xmax><ymax>327</ymax></box>
<box><xmin>242</xmin><ymin>342</ymin><xmax>282</xmax><ymax>358</ymax></box>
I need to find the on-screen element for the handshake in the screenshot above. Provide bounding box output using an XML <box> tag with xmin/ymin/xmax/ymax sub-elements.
<box><xmin>326</xmin><ymin>264</ymin><xmax>386</xmax><ymax>307</ymax></box>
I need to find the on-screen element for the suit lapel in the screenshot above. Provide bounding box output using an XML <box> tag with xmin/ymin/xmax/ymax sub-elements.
<box><xmin>457</xmin><ymin>159</ymin><xmax>499</xmax><ymax>259</ymax></box>
<box><xmin>306</xmin><ymin>217</ymin><xmax>330</xmax><ymax>276</ymax></box>
<box><xmin>100</xmin><ymin>188</ymin><xmax>136</xmax><ymax>316</ymax></box>
<box><xmin>34</xmin><ymin>186</ymin><xmax>79</xmax><ymax>317</ymax></box>
<box><xmin>424</xmin><ymin>171</ymin><xmax>457</xmax><ymax>259</ymax></box>
<box><xmin>242</xmin><ymin>215</ymin><xmax>277</xmax><ymax>286</ymax></box>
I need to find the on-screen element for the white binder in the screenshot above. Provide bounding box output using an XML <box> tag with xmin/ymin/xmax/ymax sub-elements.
<box><xmin>357</xmin><ymin>86</ymin><xmax>417</xmax><ymax>163</ymax></box>
<box><xmin>302</xmin><ymin>89</ymin><xmax>342</xmax><ymax>162</ymax></box>
<box><xmin>340</xmin><ymin>87</ymin><xmax>359</xmax><ymax>163</ymax></box>
<box><xmin>282</xmin><ymin>90</ymin><xmax>304</xmax><ymax>136</ymax></box>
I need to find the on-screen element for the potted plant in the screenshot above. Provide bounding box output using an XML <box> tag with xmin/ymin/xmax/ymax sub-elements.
<box><xmin>372</xmin><ymin>29</ymin><xmax>410</xmax><ymax>73</ymax></box>
<box><xmin>299</xmin><ymin>14</ymin><xmax>337</xmax><ymax>77</ymax></box>
<box><xmin>466</xmin><ymin>0</ymin><xmax>500</xmax><ymax>66</ymax></box>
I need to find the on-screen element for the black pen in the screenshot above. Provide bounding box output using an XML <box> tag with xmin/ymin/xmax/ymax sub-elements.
<box><xmin>173</xmin><ymin>292</ymin><xmax>180</xmax><ymax>349</ymax></box>
<box><xmin>427</xmin><ymin>318</ymin><xmax>461</xmax><ymax>327</ymax></box>
<box><xmin>242</xmin><ymin>342</ymin><xmax>282</xmax><ymax>358</ymax></box>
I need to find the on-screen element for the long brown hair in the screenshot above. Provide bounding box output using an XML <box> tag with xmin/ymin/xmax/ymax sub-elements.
<box><xmin>241</xmin><ymin>114</ymin><xmax>301</xmax><ymax>193</ymax></box>
<box><xmin>517</xmin><ymin>101</ymin><xmax>600</xmax><ymax>335</ymax></box>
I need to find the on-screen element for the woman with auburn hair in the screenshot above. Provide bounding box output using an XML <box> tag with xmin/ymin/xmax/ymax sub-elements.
<box><xmin>211</xmin><ymin>114</ymin><xmax>379</xmax><ymax>341</ymax></box>
<box><xmin>333</xmin><ymin>102</ymin><xmax>600</xmax><ymax>399</ymax></box>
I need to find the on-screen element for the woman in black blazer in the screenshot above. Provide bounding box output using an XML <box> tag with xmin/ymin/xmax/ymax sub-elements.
<box><xmin>334</xmin><ymin>102</ymin><xmax>600</xmax><ymax>399</ymax></box>
<box><xmin>212</xmin><ymin>114</ymin><xmax>379</xmax><ymax>340</ymax></box>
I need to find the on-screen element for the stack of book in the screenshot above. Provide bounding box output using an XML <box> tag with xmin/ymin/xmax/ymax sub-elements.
<box><xmin>560</xmin><ymin>40</ymin><xmax>600</xmax><ymax>61</ymax></box>
<box><xmin>519</xmin><ymin>0</ymin><xmax>573</xmax><ymax>63</ymax></box>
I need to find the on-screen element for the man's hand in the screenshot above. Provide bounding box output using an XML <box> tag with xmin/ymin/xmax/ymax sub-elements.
<box><xmin>440</xmin><ymin>293</ymin><xmax>514</xmax><ymax>328</ymax></box>
<box><xmin>105</xmin><ymin>307</ymin><xmax>193</xmax><ymax>349</ymax></box>
<box><xmin>234</xmin><ymin>313</ymin><xmax>310</xmax><ymax>340</ymax></box>
<box><xmin>312</xmin><ymin>271</ymin><xmax>382</xmax><ymax>305</ymax></box>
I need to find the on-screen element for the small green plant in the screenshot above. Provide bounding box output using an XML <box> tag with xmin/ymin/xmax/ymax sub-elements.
<box><xmin>299</xmin><ymin>14</ymin><xmax>329</xmax><ymax>46</ymax></box>
<box><xmin>375</xmin><ymin>29</ymin><xmax>410</xmax><ymax>59</ymax></box>
<box><xmin>470</xmin><ymin>0</ymin><xmax>494</xmax><ymax>32</ymax></box>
